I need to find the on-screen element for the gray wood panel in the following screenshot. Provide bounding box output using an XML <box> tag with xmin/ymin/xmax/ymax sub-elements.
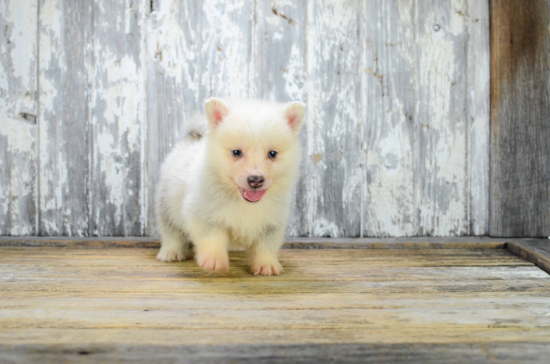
<box><xmin>0</xmin><ymin>0</ymin><xmax>38</xmax><ymax>235</ymax></box>
<box><xmin>3</xmin><ymin>342</ymin><xmax>550</xmax><ymax>364</ymax></box>
<box><xmin>361</xmin><ymin>0</ymin><xmax>418</xmax><ymax>236</ymax></box>
<box><xmin>507</xmin><ymin>239</ymin><xmax>550</xmax><ymax>274</ymax></box>
<box><xmin>305</xmin><ymin>0</ymin><xmax>362</xmax><ymax>237</ymax></box>
<box><xmin>0</xmin><ymin>0</ymin><xmax>495</xmax><ymax>237</ymax></box>
<box><xmin>38</xmin><ymin>0</ymin><xmax>92</xmax><ymax>236</ymax></box>
<box><xmin>468</xmin><ymin>0</ymin><xmax>490</xmax><ymax>236</ymax></box>
<box><xmin>490</xmin><ymin>0</ymin><xmax>550</xmax><ymax>237</ymax></box>
<box><xmin>362</xmin><ymin>0</ymin><xmax>488</xmax><ymax>237</ymax></box>
<box><xmin>89</xmin><ymin>0</ymin><xmax>146</xmax><ymax>236</ymax></box>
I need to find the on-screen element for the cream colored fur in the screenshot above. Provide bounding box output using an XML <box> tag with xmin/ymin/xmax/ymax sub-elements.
<box><xmin>156</xmin><ymin>98</ymin><xmax>305</xmax><ymax>275</ymax></box>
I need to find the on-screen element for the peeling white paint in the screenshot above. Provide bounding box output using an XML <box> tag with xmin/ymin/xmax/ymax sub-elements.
<box><xmin>0</xmin><ymin>0</ymin><xmax>37</xmax><ymax>235</ymax></box>
<box><xmin>2</xmin><ymin>0</ymin><xmax>491</xmax><ymax>237</ymax></box>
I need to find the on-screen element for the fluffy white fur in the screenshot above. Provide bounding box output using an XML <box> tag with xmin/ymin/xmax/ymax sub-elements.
<box><xmin>156</xmin><ymin>98</ymin><xmax>305</xmax><ymax>276</ymax></box>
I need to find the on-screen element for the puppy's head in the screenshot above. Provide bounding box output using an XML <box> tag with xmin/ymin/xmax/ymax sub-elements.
<box><xmin>204</xmin><ymin>98</ymin><xmax>305</xmax><ymax>203</ymax></box>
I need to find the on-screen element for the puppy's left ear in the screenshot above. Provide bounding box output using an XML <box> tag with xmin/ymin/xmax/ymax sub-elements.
<box><xmin>205</xmin><ymin>98</ymin><xmax>229</xmax><ymax>131</ymax></box>
<box><xmin>285</xmin><ymin>101</ymin><xmax>306</xmax><ymax>135</ymax></box>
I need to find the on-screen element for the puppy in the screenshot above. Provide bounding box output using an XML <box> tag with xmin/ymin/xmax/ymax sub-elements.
<box><xmin>156</xmin><ymin>98</ymin><xmax>305</xmax><ymax>275</ymax></box>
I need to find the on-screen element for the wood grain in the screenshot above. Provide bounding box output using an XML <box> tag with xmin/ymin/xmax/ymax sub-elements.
<box><xmin>89</xmin><ymin>0</ymin><xmax>147</xmax><ymax>236</ymax></box>
<box><xmin>490</xmin><ymin>0</ymin><xmax>550</xmax><ymax>237</ymax></box>
<box><xmin>507</xmin><ymin>239</ymin><xmax>550</xmax><ymax>274</ymax></box>
<box><xmin>467</xmin><ymin>0</ymin><xmax>490</xmax><ymax>235</ymax></box>
<box><xmin>0</xmin><ymin>236</ymin><xmax>509</xmax><ymax>249</ymax></box>
<box><xmin>2</xmin><ymin>341</ymin><xmax>550</xmax><ymax>364</ymax></box>
<box><xmin>361</xmin><ymin>0</ymin><xmax>418</xmax><ymax>237</ymax></box>
<box><xmin>361</xmin><ymin>0</ymin><xmax>489</xmax><ymax>237</ymax></box>
<box><xmin>0</xmin><ymin>0</ymin><xmax>38</xmax><ymax>235</ymax></box>
<box><xmin>0</xmin><ymin>245</ymin><xmax>549</xmax><ymax>362</ymax></box>
<box><xmin>305</xmin><ymin>0</ymin><xmax>362</xmax><ymax>237</ymax></box>
<box><xmin>0</xmin><ymin>0</ymin><xmax>503</xmax><ymax>238</ymax></box>
<box><xmin>38</xmin><ymin>0</ymin><xmax>92</xmax><ymax>236</ymax></box>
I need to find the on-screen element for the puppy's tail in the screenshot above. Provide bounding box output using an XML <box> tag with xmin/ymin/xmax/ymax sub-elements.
<box><xmin>185</xmin><ymin>113</ymin><xmax>208</xmax><ymax>141</ymax></box>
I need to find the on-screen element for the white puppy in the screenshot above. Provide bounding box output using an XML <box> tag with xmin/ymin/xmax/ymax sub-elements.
<box><xmin>156</xmin><ymin>98</ymin><xmax>305</xmax><ymax>275</ymax></box>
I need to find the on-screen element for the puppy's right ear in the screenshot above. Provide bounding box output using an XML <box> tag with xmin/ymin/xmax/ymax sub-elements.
<box><xmin>204</xmin><ymin>98</ymin><xmax>229</xmax><ymax>131</ymax></box>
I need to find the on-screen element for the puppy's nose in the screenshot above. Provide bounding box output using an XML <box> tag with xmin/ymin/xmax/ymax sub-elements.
<box><xmin>247</xmin><ymin>175</ymin><xmax>264</xmax><ymax>189</ymax></box>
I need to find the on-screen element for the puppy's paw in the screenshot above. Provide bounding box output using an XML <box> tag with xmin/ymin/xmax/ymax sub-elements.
<box><xmin>157</xmin><ymin>248</ymin><xmax>187</xmax><ymax>262</ymax></box>
<box><xmin>196</xmin><ymin>253</ymin><xmax>229</xmax><ymax>272</ymax></box>
<box><xmin>251</xmin><ymin>259</ymin><xmax>283</xmax><ymax>276</ymax></box>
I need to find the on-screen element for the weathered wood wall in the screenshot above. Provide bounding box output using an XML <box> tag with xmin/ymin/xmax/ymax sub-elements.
<box><xmin>0</xmin><ymin>0</ymin><xmax>491</xmax><ymax>237</ymax></box>
<box><xmin>490</xmin><ymin>0</ymin><xmax>550</xmax><ymax>237</ymax></box>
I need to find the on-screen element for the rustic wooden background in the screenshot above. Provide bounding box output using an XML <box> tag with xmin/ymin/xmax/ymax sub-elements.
<box><xmin>0</xmin><ymin>0</ymin><xmax>547</xmax><ymax>238</ymax></box>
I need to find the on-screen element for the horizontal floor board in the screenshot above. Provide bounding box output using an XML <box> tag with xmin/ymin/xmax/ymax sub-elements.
<box><xmin>1</xmin><ymin>278</ymin><xmax>549</xmax><ymax>294</ymax></box>
<box><xmin>1</xmin><ymin>242</ymin><xmax>548</xmax><ymax>361</ymax></box>
<box><xmin>1</xmin><ymin>328</ymin><xmax>549</xmax><ymax>346</ymax></box>
<box><xmin>0</xmin><ymin>236</ymin><xmax>510</xmax><ymax>250</ymax></box>
<box><xmin>1</xmin><ymin>303</ymin><xmax>549</xmax><ymax>329</ymax></box>
<box><xmin>3</xmin><ymin>290</ymin><xmax>550</xmax><ymax>309</ymax></box>
<box><xmin>2</xmin><ymin>342</ymin><xmax>550</xmax><ymax>364</ymax></box>
<box><xmin>0</xmin><ymin>265</ymin><xmax>545</xmax><ymax>282</ymax></box>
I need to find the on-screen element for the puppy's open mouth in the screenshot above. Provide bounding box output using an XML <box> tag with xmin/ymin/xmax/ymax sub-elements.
<box><xmin>239</xmin><ymin>188</ymin><xmax>267</xmax><ymax>203</ymax></box>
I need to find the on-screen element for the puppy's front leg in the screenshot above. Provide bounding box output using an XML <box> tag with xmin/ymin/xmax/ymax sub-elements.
<box><xmin>249</xmin><ymin>226</ymin><xmax>285</xmax><ymax>276</ymax></box>
<box><xmin>191</xmin><ymin>227</ymin><xmax>230</xmax><ymax>272</ymax></box>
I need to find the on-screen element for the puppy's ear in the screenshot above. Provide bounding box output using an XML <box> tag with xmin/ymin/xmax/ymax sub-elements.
<box><xmin>284</xmin><ymin>101</ymin><xmax>305</xmax><ymax>135</ymax></box>
<box><xmin>204</xmin><ymin>98</ymin><xmax>229</xmax><ymax>131</ymax></box>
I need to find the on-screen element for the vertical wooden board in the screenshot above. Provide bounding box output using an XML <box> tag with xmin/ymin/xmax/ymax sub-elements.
<box><xmin>89</xmin><ymin>0</ymin><xmax>146</xmax><ymax>236</ymax></box>
<box><xmin>305</xmin><ymin>0</ymin><xmax>361</xmax><ymax>237</ymax></box>
<box><xmin>196</xmin><ymin>0</ymin><xmax>255</xmax><ymax>99</ymax></box>
<box><xmin>490</xmin><ymin>0</ymin><xmax>550</xmax><ymax>237</ymax></box>
<box><xmin>254</xmin><ymin>0</ymin><xmax>307</xmax><ymax>236</ymax></box>
<box><xmin>467</xmin><ymin>0</ymin><xmax>490</xmax><ymax>236</ymax></box>
<box><xmin>145</xmin><ymin>0</ymin><xmax>202</xmax><ymax>234</ymax></box>
<box><xmin>361</xmin><ymin>1</ymin><xmax>418</xmax><ymax>237</ymax></box>
<box><xmin>145</xmin><ymin>0</ymin><xmax>254</xmax><ymax>235</ymax></box>
<box><xmin>0</xmin><ymin>0</ymin><xmax>38</xmax><ymax>235</ymax></box>
<box><xmin>415</xmin><ymin>0</ymin><xmax>470</xmax><ymax>236</ymax></box>
<box><xmin>38</xmin><ymin>0</ymin><xmax>92</xmax><ymax>236</ymax></box>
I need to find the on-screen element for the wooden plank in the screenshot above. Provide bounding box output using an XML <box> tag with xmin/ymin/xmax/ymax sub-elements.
<box><xmin>2</xmin><ymin>301</ymin><xmax>550</xmax><ymax>329</ymax></box>
<box><xmin>490</xmin><ymin>0</ymin><xmax>550</xmax><ymax>237</ymax></box>
<box><xmin>0</xmin><ymin>246</ymin><xmax>523</xmax><ymax>258</ymax></box>
<box><xmin>0</xmin><ymin>236</ymin><xmax>509</xmax><ymax>249</ymax></box>
<box><xmin>507</xmin><ymin>240</ymin><xmax>550</xmax><ymax>274</ymax></box>
<box><xmin>361</xmin><ymin>0</ymin><xmax>488</xmax><ymax>237</ymax></box>
<box><xmin>0</xmin><ymin>261</ymin><xmax>540</xmax><ymax>281</ymax></box>
<box><xmin>415</xmin><ymin>0</ymin><xmax>470</xmax><ymax>236</ymax></box>
<box><xmin>89</xmin><ymin>0</ymin><xmax>147</xmax><ymax>236</ymax></box>
<box><xmin>2</xmin><ymin>342</ymin><xmax>550</xmax><ymax>364</ymax></box>
<box><xmin>3</xmin><ymin>290</ymin><xmax>550</xmax><ymax>311</ymax></box>
<box><xmin>38</xmin><ymin>0</ymin><xmax>92</xmax><ymax>236</ymax></box>
<box><xmin>360</xmin><ymin>0</ymin><xmax>418</xmax><ymax>237</ymax></box>
<box><xmin>1</xmin><ymin>329</ymin><xmax>550</xmax><ymax>348</ymax></box>
<box><xmin>0</xmin><ymin>245</ymin><xmax>549</xmax><ymax>361</ymax></box>
<box><xmin>254</xmin><ymin>0</ymin><xmax>307</xmax><ymax>236</ymax></box>
<box><xmin>0</xmin><ymin>0</ymin><xmax>38</xmax><ymax>235</ymax></box>
<box><xmin>3</xmin><ymin>276</ymin><xmax>547</xmax><ymax>295</ymax></box>
<box><xmin>467</xmin><ymin>0</ymin><xmax>490</xmax><ymax>235</ymax></box>
<box><xmin>305</xmin><ymin>0</ymin><xmax>362</xmax><ymax>237</ymax></box>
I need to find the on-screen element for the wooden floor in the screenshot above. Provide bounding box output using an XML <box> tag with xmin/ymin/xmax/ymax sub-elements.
<box><xmin>1</xmin><ymin>238</ymin><xmax>550</xmax><ymax>363</ymax></box>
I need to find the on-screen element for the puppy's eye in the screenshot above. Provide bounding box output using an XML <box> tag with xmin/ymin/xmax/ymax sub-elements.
<box><xmin>231</xmin><ymin>150</ymin><xmax>242</xmax><ymax>157</ymax></box>
<box><xmin>268</xmin><ymin>150</ymin><xmax>278</xmax><ymax>159</ymax></box>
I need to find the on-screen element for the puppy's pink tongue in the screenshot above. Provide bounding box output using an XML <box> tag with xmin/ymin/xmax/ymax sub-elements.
<box><xmin>241</xmin><ymin>189</ymin><xmax>267</xmax><ymax>202</ymax></box>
